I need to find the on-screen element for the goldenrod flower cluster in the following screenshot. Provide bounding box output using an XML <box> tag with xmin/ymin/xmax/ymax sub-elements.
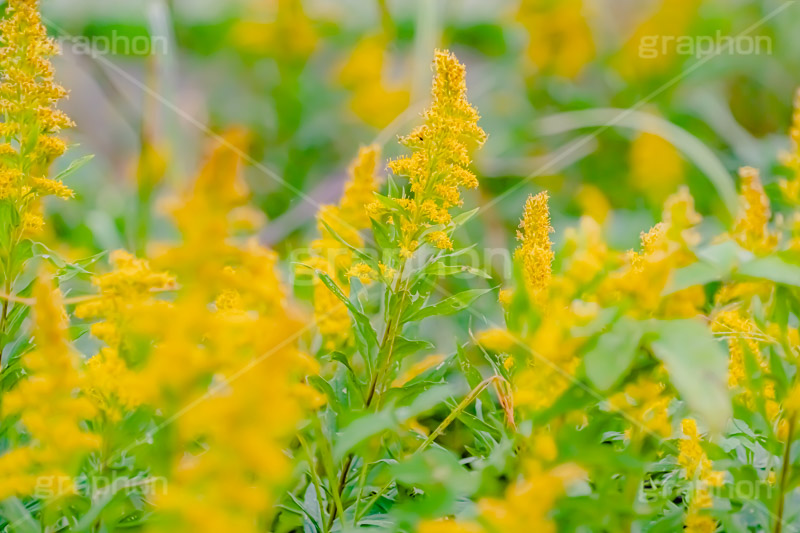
<box><xmin>678</xmin><ymin>419</ymin><xmax>723</xmax><ymax>532</ymax></box>
<box><xmin>310</xmin><ymin>144</ymin><xmax>381</xmax><ymax>348</ymax></box>
<box><xmin>515</xmin><ymin>191</ymin><xmax>553</xmax><ymax>305</ymax></box>
<box><xmin>0</xmin><ymin>0</ymin><xmax>73</xmax><ymax>228</ymax></box>
<box><xmin>0</xmin><ymin>278</ymin><xmax>98</xmax><ymax>500</ymax></box>
<box><xmin>382</xmin><ymin>49</ymin><xmax>486</xmax><ymax>255</ymax></box>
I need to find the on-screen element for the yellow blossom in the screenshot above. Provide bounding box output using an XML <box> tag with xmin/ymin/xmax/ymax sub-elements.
<box><xmin>0</xmin><ymin>276</ymin><xmax>99</xmax><ymax>500</ymax></box>
<box><xmin>386</xmin><ymin>50</ymin><xmax>486</xmax><ymax>250</ymax></box>
<box><xmin>628</xmin><ymin>131</ymin><xmax>685</xmax><ymax>204</ymax></box>
<box><xmin>339</xmin><ymin>35</ymin><xmax>409</xmax><ymax>128</ymax></box>
<box><xmin>0</xmin><ymin>0</ymin><xmax>74</xmax><ymax>218</ymax></box>
<box><xmin>609</xmin><ymin>376</ymin><xmax>673</xmax><ymax>439</ymax></box>
<box><xmin>733</xmin><ymin>166</ymin><xmax>778</xmax><ymax>254</ymax></box>
<box><xmin>517</xmin><ymin>0</ymin><xmax>595</xmax><ymax>79</ymax></box>
<box><xmin>515</xmin><ymin>191</ymin><xmax>553</xmax><ymax>306</ymax></box>
<box><xmin>427</xmin><ymin>230</ymin><xmax>453</xmax><ymax>250</ymax></box>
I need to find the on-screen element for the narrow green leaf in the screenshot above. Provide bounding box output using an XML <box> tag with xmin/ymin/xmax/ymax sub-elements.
<box><xmin>333</xmin><ymin>383</ymin><xmax>460</xmax><ymax>460</ymax></box>
<box><xmin>53</xmin><ymin>154</ymin><xmax>94</xmax><ymax>182</ymax></box>
<box><xmin>450</xmin><ymin>207</ymin><xmax>480</xmax><ymax>227</ymax></box>
<box><xmin>403</xmin><ymin>288</ymin><xmax>492</xmax><ymax>322</ymax></box>
<box><xmin>316</xmin><ymin>270</ymin><xmax>379</xmax><ymax>350</ymax></box>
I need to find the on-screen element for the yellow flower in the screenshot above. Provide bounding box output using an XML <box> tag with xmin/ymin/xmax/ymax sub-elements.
<box><xmin>608</xmin><ymin>376</ymin><xmax>673</xmax><ymax>439</ymax></box>
<box><xmin>575</xmin><ymin>184</ymin><xmax>610</xmax><ymax>223</ymax></box>
<box><xmin>0</xmin><ymin>0</ymin><xmax>73</xmax><ymax>207</ymax></box>
<box><xmin>779</xmin><ymin>88</ymin><xmax>800</xmax><ymax>204</ymax></box>
<box><xmin>517</xmin><ymin>0</ymin><xmax>595</xmax><ymax>79</ymax></box>
<box><xmin>628</xmin><ymin>132</ymin><xmax>685</xmax><ymax>204</ymax></box>
<box><xmin>229</xmin><ymin>0</ymin><xmax>317</xmax><ymax>60</ymax></box>
<box><xmin>427</xmin><ymin>230</ymin><xmax>453</xmax><ymax>250</ymax></box>
<box><xmin>387</xmin><ymin>50</ymin><xmax>486</xmax><ymax>250</ymax></box>
<box><xmin>340</xmin><ymin>144</ymin><xmax>382</xmax><ymax>230</ymax></box>
<box><xmin>616</xmin><ymin>0</ymin><xmax>701</xmax><ymax>79</ymax></box>
<box><xmin>478</xmin><ymin>462</ymin><xmax>581</xmax><ymax>533</ymax></box>
<box><xmin>311</xmin><ymin>145</ymin><xmax>382</xmax><ymax>349</ymax></box>
<box><xmin>83</xmin><ymin>135</ymin><xmax>320</xmax><ymax>533</ymax></box>
<box><xmin>0</xmin><ymin>275</ymin><xmax>99</xmax><ymax>500</ymax></box>
<box><xmin>679</xmin><ymin>419</ymin><xmax>712</xmax><ymax>479</ymax></box>
<box><xmin>476</xmin><ymin>328</ymin><xmax>516</xmax><ymax>353</ymax></box>
<box><xmin>339</xmin><ymin>35</ymin><xmax>409</xmax><ymax>128</ymax></box>
<box><xmin>515</xmin><ymin>191</ymin><xmax>553</xmax><ymax>306</ymax></box>
<box><xmin>604</xmin><ymin>187</ymin><xmax>702</xmax><ymax>316</ymax></box>
<box><xmin>733</xmin><ymin>166</ymin><xmax>778</xmax><ymax>254</ymax></box>
<box><xmin>678</xmin><ymin>419</ymin><xmax>722</xmax><ymax>531</ymax></box>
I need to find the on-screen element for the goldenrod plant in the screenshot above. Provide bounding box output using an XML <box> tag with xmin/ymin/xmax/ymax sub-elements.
<box><xmin>4</xmin><ymin>1</ymin><xmax>800</xmax><ymax>532</ymax></box>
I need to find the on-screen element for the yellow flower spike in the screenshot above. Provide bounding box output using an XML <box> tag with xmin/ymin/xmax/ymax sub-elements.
<box><xmin>339</xmin><ymin>144</ymin><xmax>382</xmax><ymax>230</ymax></box>
<box><xmin>733</xmin><ymin>166</ymin><xmax>778</xmax><ymax>254</ymax></box>
<box><xmin>387</xmin><ymin>50</ymin><xmax>486</xmax><ymax>250</ymax></box>
<box><xmin>0</xmin><ymin>275</ymin><xmax>99</xmax><ymax>500</ymax></box>
<box><xmin>498</xmin><ymin>288</ymin><xmax>513</xmax><ymax>308</ymax></box>
<box><xmin>339</xmin><ymin>35</ymin><xmax>409</xmax><ymax>128</ymax></box>
<box><xmin>678</xmin><ymin>418</ymin><xmax>722</xmax><ymax>531</ymax></box>
<box><xmin>311</xmin><ymin>145</ymin><xmax>383</xmax><ymax>349</ymax></box>
<box><xmin>476</xmin><ymin>328</ymin><xmax>516</xmax><ymax>353</ymax></box>
<box><xmin>779</xmin><ymin>88</ymin><xmax>800</xmax><ymax>204</ymax></box>
<box><xmin>609</xmin><ymin>376</ymin><xmax>673</xmax><ymax>439</ymax></box>
<box><xmin>0</xmin><ymin>0</ymin><xmax>74</xmax><ymax>204</ymax></box>
<box><xmin>515</xmin><ymin>191</ymin><xmax>553</xmax><ymax>306</ymax></box>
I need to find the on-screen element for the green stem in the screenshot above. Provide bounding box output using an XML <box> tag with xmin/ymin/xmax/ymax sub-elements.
<box><xmin>312</xmin><ymin>413</ymin><xmax>347</xmax><ymax>531</ymax></box>
<box><xmin>328</xmin><ymin>259</ymin><xmax>409</xmax><ymax>527</ymax></box>
<box><xmin>355</xmin><ymin>376</ymin><xmax>503</xmax><ymax>523</ymax></box>
<box><xmin>416</xmin><ymin>376</ymin><xmax>500</xmax><ymax>452</ymax></box>
<box><xmin>298</xmin><ymin>434</ymin><xmax>329</xmax><ymax>533</ymax></box>
<box><xmin>775</xmin><ymin>413</ymin><xmax>797</xmax><ymax>533</ymax></box>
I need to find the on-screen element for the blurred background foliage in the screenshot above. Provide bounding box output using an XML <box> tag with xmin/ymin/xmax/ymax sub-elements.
<box><xmin>29</xmin><ymin>0</ymin><xmax>800</xmax><ymax>284</ymax></box>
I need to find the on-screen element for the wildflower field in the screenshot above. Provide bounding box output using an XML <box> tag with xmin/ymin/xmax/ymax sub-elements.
<box><xmin>5</xmin><ymin>0</ymin><xmax>800</xmax><ymax>531</ymax></box>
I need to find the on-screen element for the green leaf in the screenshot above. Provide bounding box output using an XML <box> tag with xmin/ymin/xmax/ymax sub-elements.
<box><xmin>318</xmin><ymin>219</ymin><xmax>379</xmax><ymax>270</ymax></box>
<box><xmin>696</xmin><ymin>240</ymin><xmax>743</xmax><ymax>272</ymax></box>
<box><xmin>333</xmin><ymin>383</ymin><xmax>460</xmax><ymax>460</ymax></box>
<box><xmin>737</xmin><ymin>255</ymin><xmax>800</xmax><ymax>287</ymax></box>
<box><xmin>0</xmin><ymin>200</ymin><xmax>19</xmax><ymax>251</ymax></box>
<box><xmin>663</xmin><ymin>261</ymin><xmax>721</xmax><ymax>295</ymax></box>
<box><xmin>0</xmin><ymin>497</ymin><xmax>39</xmax><ymax>533</ymax></box>
<box><xmin>371</xmin><ymin>217</ymin><xmax>394</xmax><ymax>252</ymax></box>
<box><xmin>392</xmin><ymin>337</ymin><xmax>435</xmax><ymax>361</ymax></box>
<box><xmin>31</xmin><ymin>241</ymin><xmax>66</xmax><ymax>268</ymax></box>
<box><xmin>53</xmin><ymin>154</ymin><xmax>94</xmax><ymax>182</ymax></box>
<box><xmin>648</xmin><ymin>319</ymin><xmax>731</xmax><ymax>433</ymax></box>
<box><xmin>583</xmin><ymin>317</ymin><xmax>643</xmax><ymax>391</ymax></box>
<box><xmin>372</xmin><ymin>192</ymin><xmax>408</xmax><ymax>215</ymax></box>
<box><xmin>449</xmin><ymin>207</ymin><xmax>480</xmax><ymax>227</ymax></box>
<box><xmin>403</xmin><ymin>288</ymin><xmax>493</xmax><ymax>322</ymax></box>
<box><xmin>424</xmin><ymin>263</ymin><xmax>492</xmax><ymax>280</ymax></box>
<box><xmin>285</xmin><ymin>489</ymin><xmax>322</xmax><ymax>533</ymax></box>
<box><xmin>316</xmin><ymin>270</ymin><xmax>379</xmax><ymax>350</ymax></box>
